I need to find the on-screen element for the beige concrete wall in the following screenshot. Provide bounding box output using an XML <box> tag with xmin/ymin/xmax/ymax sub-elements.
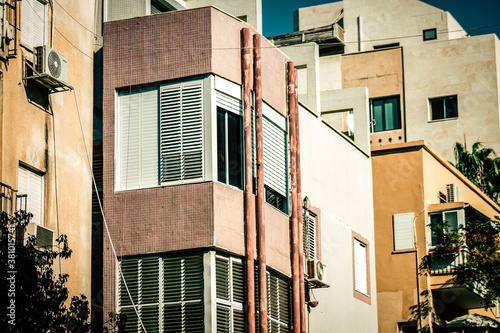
<box><xmin>300</xmin><ymin>104</ymin><xmax>378</xmax><ymax>332</ymax></box>
<box><xmin>404</xmin><ymin>34</ymin><xmax>500</xmax><ymax>162</ymax></box>
<box><xmin>294</xmin><ymin>2</ymin><xmax>344</xmax><ymax>32</ymax></box>
<box><xmin>319</xmin><ymin>55</ymin><xmax>342</xmax><ymax>91</ymax></box>
<box><xmin>0</xmin><ymin>0</ymin><xmax>94</xmax><ymax>302</ymax></box>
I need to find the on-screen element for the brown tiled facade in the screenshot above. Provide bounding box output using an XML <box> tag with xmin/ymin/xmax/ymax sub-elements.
<box><xmin>102</xmin><ymin>6</ymin><xmax>291</xmax><ymax>317</ymax></box>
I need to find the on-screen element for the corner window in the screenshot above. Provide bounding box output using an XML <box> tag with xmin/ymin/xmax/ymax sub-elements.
<box><xmin>215</xmin><ymin>256</ymin><xmax>245</xmax><ymax>332</ymax></box>
<box><xmin>423</xmin><ymin>28</ymin><xmax>437</xmax><ymax>41</ymax></box>
<box><xmin>21</xmin><ymin>0</ymin><xmax>48</xmax><ymax>49</ymax></box>
<box><xmin>429</xmin><ymin>95</ymin><xmax>458</xmax><ymax>121</ymax></box>
<box><xmin>17</xmin><ymin>166</ymin><xmax>44</xmax><ymax>225</ymax></box>
<box><xmin>429</xmin><ymin>209</ymin><xmax>464</xmax><ymax>246</ymax></box>
<box><xmin>370</xmin><ymin>96</ymin><xmax>401</xmax><ymax>133</ymax></box>
<box><xmin>353</xmin><ymin>232</ymin><xmax>371</xmax><ymax>304</ymax></box>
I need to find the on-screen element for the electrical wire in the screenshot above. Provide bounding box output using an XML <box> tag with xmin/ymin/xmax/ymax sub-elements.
<box><xmin>70</xmin><ymin>89</ymin><xmax>148</xmax><ymax>332</ymax></box>
<box><xmin>53</xmin><ymin>0</ymin><xmax>98</xmax><ymax>37</ymax></box>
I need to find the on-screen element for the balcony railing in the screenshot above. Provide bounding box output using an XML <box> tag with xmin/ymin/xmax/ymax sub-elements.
<box><xmin>0</xmin><ymin>182</ymin><xmax>17</xmax><ymax>216</ymax></box>
<box><xmin>429</xmin><ymin>250</ymin><xmax>467</xmax><ymax>275</ymax></box>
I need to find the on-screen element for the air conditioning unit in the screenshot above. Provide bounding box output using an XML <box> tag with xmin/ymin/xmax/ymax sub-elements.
<box><xmin>34</xmin><ymin>45</ymin><xmax>68</xmax><ymax>86</ymax></box>
<box><xmin>307</xmin><ymin>259</ymin><xmax>327</xmax><ymax>286</ymax></box>
<box><xmin>446</xmin><ymin>183</ymin><xmax>462</xmax><ymax>203</ymax></box>
<box><xmin>25</xmin><ymin>222</ymin><xmax>54</xmax><ymax>251</ymax></box>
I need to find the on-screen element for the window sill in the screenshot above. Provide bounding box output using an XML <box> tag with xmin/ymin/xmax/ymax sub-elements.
<box><xmin>391</xmin><ymin>249</ymin><xmax>416</xmax><ymax>255</ymax></box>
<box><xmin>428</xmin><ymin>117</ymin><xmax>458</xmax><ymax>123</ymax></box>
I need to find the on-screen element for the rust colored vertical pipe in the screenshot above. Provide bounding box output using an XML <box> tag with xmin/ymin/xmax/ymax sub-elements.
<box><xmin>242</xmin><ymin>27</ymin><xmax>256</xmax><ymax>333</ymax></box>
<box><xmin>295</xmin><ymin>66</ymin><xmax>306</xmax><ymax>333</ymax></box>
<box><xmin>254</xmin><ymin>33</ymin><xmax>268</xmax><ymax>333</ymax></box>
<box><xmin>288</xmin><ymin>61</ymin><xmax>301</xmax><ymax>333</ymax></box>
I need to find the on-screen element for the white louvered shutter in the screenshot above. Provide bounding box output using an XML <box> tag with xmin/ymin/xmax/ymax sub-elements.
<box><xmin>18</xmin><ymin>167</ymin><xmax>44</xmax><ymax>225</ymax></box>
<box><xmin>267</xmin><ymin>272</ymin><xmax>290</xmax><ymax>332</ymax></box>
<box><xmin>21</xmin><ymin>0</ymin><xmax>47</xmax><ymax>49</ymax></box>
<box><xmin>216</xmin><ymin>256</ymin><xmax>245</xmax><ymax>333</ymax></box>
<box><xmin>118</xmin><ymin>89</ymin><xmax>158</xmax><ymax>190</ymax></box>
<box><xmin>304</xmin><ymin>212</ymin><xmax>316</xmax><ymax>259</ymax></box>
<box><xmin>160</xmin><ymin>81</ymin><xmax>203</xmax><ymax>183</ymax></box>
<box><xmin>393</xmin><ymin>213</ymin><xmax>414</xmax><ymax>251</ymax></box>
<box><xmin>263</xmin><ymin>116</ymin><xmax>287</xmax><ymax>197</ymax></box>
<box><xmin>354</xmin><ymin>239</ymin><xmax>368</xmax><ymax>295</ymax></box>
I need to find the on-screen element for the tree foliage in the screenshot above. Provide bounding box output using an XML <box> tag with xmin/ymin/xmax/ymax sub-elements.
<box><xmin>453</xmin><ymin>141</ymin><xmax>500</xmax><ymax>203</ymax></box>
<box><xmin>0</xmin><ymin>210</ymin><xmax>124</xmax><ymax>332</ymax></box>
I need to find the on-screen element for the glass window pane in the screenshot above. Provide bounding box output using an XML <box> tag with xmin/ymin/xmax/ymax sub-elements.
<box><xmin>217</xmin><ymin>108</ymin><xmax>226</xmax><ymax>184</ymax></box>
<box><xmin>431</xmin><ymin>99</ymin><xmax>445</xmax><ymax>120</ymax></box>
<box><xmin>430</xmin><ymin>214</ymin><xmax>443</xmax><ymax>246</ymax></box>
<box><xmin>444</xmin><ymin>211</ymin><xmax>458</xmax><ymax>231</ymax></box>
<box><xmin>372</xmin><ymin>100</ymin><xmax>384</xmax><ymax>132</ymax></box>
<box><xmin>227</xmin><ymin>113</ymin><xmax>242</xmax><ymax>188</ymax></box>
<box><xmin>445</xmin><ymin>96</ymin><xmax>458</xmax><ymax>118</ymax></box>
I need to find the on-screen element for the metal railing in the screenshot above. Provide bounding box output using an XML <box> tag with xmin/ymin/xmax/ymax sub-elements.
<box><xmin>0</xmin><ymin>182</ymin><xmax>17</xmax><ymax>215</ymax></box>
<box><xmin>429</xmin><ymin>250</ymin><xmax>467</xmax><ymax>275</ymax></box>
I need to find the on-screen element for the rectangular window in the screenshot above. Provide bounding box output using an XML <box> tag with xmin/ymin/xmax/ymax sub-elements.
<box><xmin>263</xmin><ymin>105</ymin><xmax>288</xmax><ymax>213</ymax></box>
<box><xmin>430</xmin><ymin>95</ymin><xmax>458</xmax><ymax>121</ymax></box>
<box><xmin>429</xmin><ymin>209</ymin><xmax>463</xmax><ymax>246</ymax></box>
<box><xmin>353</xmin><ymin>232</ymin><xmax>371</xmax><ymax>304</ymax></box>
<box><xmin>267</xmin><ymin>271</ymin><xmax>291</xmax><ymax>332</ymax></box>
<box><xmin>423</xmin><ymin>28</ymin><xmax>437</xmax><ymax>41</ymax></box>
<box><xmin>17</xmin><ymin>166</ymin><xmax>44</xmax><ymax>225</ymax></box>
<box><xmin>215</xmin><ymin>256</ymin><xmax>245</xmax><ymax>332</ymax></box>
<box><xmin>21</xmin><ymin>0</ymin><xmax>48</xmax><ymax>49</ymax></box>
<box><xmin>303</xmin><ymin>211</ymin><xmax>317</xmax><ymax>260</ymax></box>
<box><xmin>399</xmin><ymin>322</ymin><xmax>418</xmax><ymax>333</ymax></box>
<box><xmin>216</xmin><ymin>89</ymin><xmax>243</xmax><ymax>189</ymax></box>
<box><xmin>118</xmin><ymin>254</ymin><xmax>204</xmax><ymax>333</ymax></box>
<box><xmin>370</xmin><ymin>96</ymin><xmax>401</xmax><ymax>132</ymax></box>
<box><xmin>393</xmin><ymin>213</ymin><xmax>414</xmax><ymax>251</ymax></box>
<box><xmin>116</xmin><ymin>79</ymin><xmax>204</xmax><ymax>190</ymax></box>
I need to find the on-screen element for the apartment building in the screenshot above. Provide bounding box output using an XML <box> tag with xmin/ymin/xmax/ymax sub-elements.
<box><xmin>270</xmin><ymin>0</ymin><xmax>500</xmax><ymax>163</ymax></box>
<box><xmin>372</xmin><ymin>141</ymin><xmax>500</xmax><ymax>332</ymax></box>
<box><xmin>0</xmin><ymin>0</ymin><xmax>94</xmax><ymax>311</ymax></box>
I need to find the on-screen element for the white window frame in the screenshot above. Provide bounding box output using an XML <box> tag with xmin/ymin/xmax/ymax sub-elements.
<box><xmin>427</xmin><ymin>209</ymin><xmax>465</xmax><ymax>248</ymax></box>
<box><xmin>393</xmin><ymin>213</ymin><xmax>415</xmax><ymax>251</ymax></box>
<box><xmin>21</xmin><ymin>0</ymin><xmax>48</xmax><ymax>49</ymax></box>
<box><xmin>17</xmin><ymin>166</ymin><xmax>44</xmax><ymax>225</ymax></box>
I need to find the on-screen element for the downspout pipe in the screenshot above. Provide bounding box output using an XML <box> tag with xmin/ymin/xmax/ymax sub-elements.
<box><xmin>288</xmin><ymin>61</ymin><xmax>301</xmax><ymax>332</ymax></box>
<box><xmin>242</xmin><ymin>27</ymin><xmax>256</xmax><ymax>333</ymax></box>
<box><xmin>254</xmin><ymin>33</ymin><xmax>268</xmax><ymax>333</ymax></box>
<box><xmin>296</xmin><ymin>78</ymin><xmax>305</xmax><ymax>333</ymax></box>
<box><xmin>49</xmin><ymin>0</ymin><xmax>54</xmax><ymax>47</ymax></box>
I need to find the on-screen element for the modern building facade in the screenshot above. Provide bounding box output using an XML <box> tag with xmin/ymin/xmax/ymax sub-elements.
<box><xmin>372</xmin><ymin>141</ymin><xmax>500</xmax><ymax>332</ymax></box>
<box><xmin>270</xmin><ymin>0</ymin><xmax>500</xmax><ymax>163</ymax></box>
<box><xmin>0</xmin><ymin>0</ymin><xmax>94</xmax><ymax>310</ymax></box>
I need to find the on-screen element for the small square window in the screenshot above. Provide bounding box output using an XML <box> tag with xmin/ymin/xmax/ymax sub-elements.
<box><xmin>423</xmin><ymin>28</ymin><xmax>437</xmax><ymax>41</ymax></box>
<box><xmin>429</xmin><ymin>95</ymin><xmax>458</xmax><ymax>121</ymax></box>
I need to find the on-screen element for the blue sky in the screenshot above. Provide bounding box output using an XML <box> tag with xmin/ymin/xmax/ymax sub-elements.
<box><xmin>262</xmin><ymin>0</ymin><xmax>500</xmax><ymax>38</ymax></box>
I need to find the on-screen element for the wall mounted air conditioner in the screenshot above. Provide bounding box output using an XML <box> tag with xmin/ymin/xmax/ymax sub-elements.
<box><xmin>34</xmin><ymin>45</ymin><xmax>68</xmax><ymax>86</ymax></box>
<box><xmin>25</xmin><ymin>222</ymin><xmax>54</xmax><ymax>251</ymax></box>
<box><xmin>307</xmin><ymin>259</ymin><xmax>327</xmax><ymax>286</ymax></box>
<box><xmin>446</xmin><ymin>183</ymin><xmax>462</xmax><ymax>203</ymax></box>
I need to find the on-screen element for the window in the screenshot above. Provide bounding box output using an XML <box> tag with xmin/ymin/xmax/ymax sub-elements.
<box><xmin>17</xmin><ymin>166</ymin><xmax>44</xmax><ymax>225</ymax></box>
<box><xmin>267</xmin><ymin>271</ymin><xmax>291</xmax><ymax>332</ymax></box>
<box><xmin>216</xmin><ymin>90</ymin><xmax>243</xmax><ymax>189</ymax></box>
<box><xmin>373</xmin><ymin>42</ymin><xmax>400</xmax><ymax>49</ymax></box>
<box><xmin>118</xmin><ymin>254</ymin><xmax>204</xmax><ymax>333</ymax></box>
<box><xmin>370</xmin><ymin>96</ymin><xmax>401</xmax><ymax>132</ymax></box>
<box><xmin>215</xmin><ymin>256</ymin><xmax>245</xmax><ymax>332</ymax></box>
<box><xmin>429</xmin><ymin>210</ymin><xmax>464</xmax><ymax>246</ymax></box>
<box><xmin>303</xmin><ymin>211</ymin><xmax>317</xmax><ymax>259</ymax></box>
<box><xmin>263</xmin><ymin>105</ymin><xmax>288</xmax><ymax>213</ymax></box>
<box><xmin>353</xmin><ymin>232</ymin><xmax>370</xmax><ymax>304</ymax></box>
<box><xmin>21</xmin><ymin>0</ymin><xmax>48</xmax><ymax>49</ymax></box>
<box><xmin>423</xmin><ymin>28</ymin><xmax>437</xmax><ymax>41</ymax></box>
<box><xmin>399</xmin><ymin>322</ymin><xmax>417</xmax><ymax>333</ymax></box>
<box><xmin>393</xmin><ymin>213</ymin><xmax>414</xmax><ymax>251</ymax></box>
<box><xmin>429</xmin><ymin>95</ymin><xmax>458</xmax><ymax>121</ymax></box>
<box><xmin>116</xmin><ymin>79</ymin><xmax>204</xmax><ymax>190</ymax></box>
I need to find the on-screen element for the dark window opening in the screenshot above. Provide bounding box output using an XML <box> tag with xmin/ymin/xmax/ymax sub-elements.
<box><xmin>319</xmin><ymin>39</ymin><xmax>344</xmax><ymax>57</ymax></box>
<box><xmin>430</xmin><ymin>95</ymin><xmax>457</xmax><ymax>121</ymax></box>
<box><xmin>373</xmin><ymin>42</ymin><xmax>400</xmax><ymax>49</ymax></box>
<box><xmin>237</xmin><ymin>15</ymin><xmax>247</xmax><ymax>23</ymax></box>
<box><xmin>265</xmin><ymin>185</ymin><xmax>287</xmax><ymax>213</ymax></box>
<box><xmin>423</xmin><ymin>28</ymin><xmax>437</xmax><ymax>41</ymax></box>
<box><xmin>151</xmin><ymin>0</ymin><xmax>172</xmax><ymax>14</ymax></box>
<box><xmin>217</xmin><ymin>107</ymin><xmax>243</xmax><ymax>189</ymax></box>
<box><xmin>370</xmin><ymin>96</ymin><xmax>401</xmax><ymax>133</ymax></box>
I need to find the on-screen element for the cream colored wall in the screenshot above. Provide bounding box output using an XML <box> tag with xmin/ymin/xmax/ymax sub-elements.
<box><xmin>300</xmin><ymin>104</ymin><xmax>378</xmax><ymax>332</ymax></box>
<box><xmin>294</xmin><ymin>2</ymin><xmax>344</xmax><ymax>32</ymax></box>
<box><xmin>319</xmin><ymin>55</ymin><xmax>342</xmax><ymax>91</ymax></box>
<box><xmin>404</xmin><ymin>34</ymin><xmax>500</xmax><ymax>162</ymax></box>
<box><xmin>0</xmin><ymin>0</ymin><xmax>94</xmax><ymax>300</ymax></box>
